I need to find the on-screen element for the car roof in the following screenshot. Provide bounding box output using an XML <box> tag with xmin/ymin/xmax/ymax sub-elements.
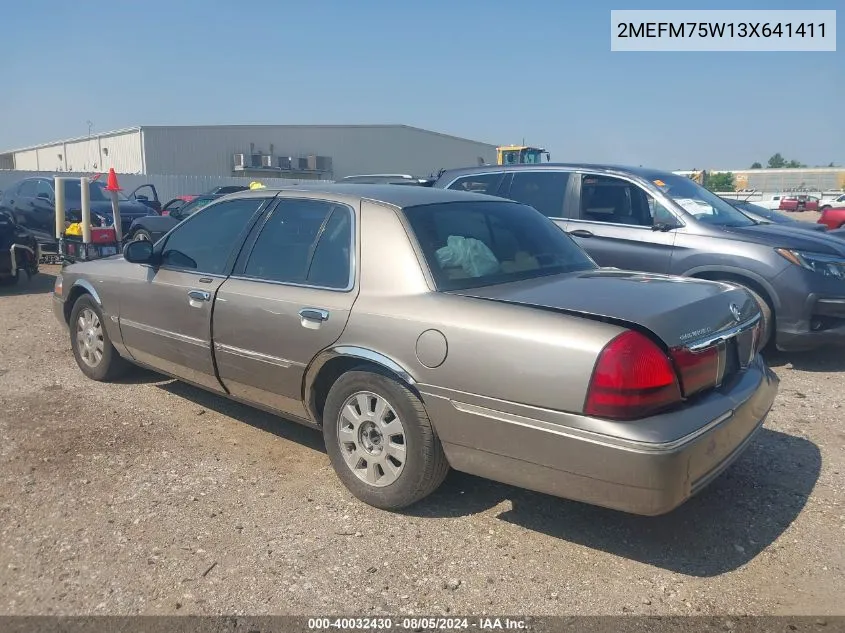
<box><xmin>228</xmin><ymin>183</ymin><xmax>508</xmax><ymax>208</ymax></box>
<box><xmin>436</xmin><ymin>162</ymin><xmax>680</xmax><ymax>182</ymax></box>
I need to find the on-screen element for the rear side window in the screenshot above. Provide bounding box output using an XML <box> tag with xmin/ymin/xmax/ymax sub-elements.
<box><xmin>242</xmin><ymin>198</ymin><xmax>353</xmax><ymax>289</ymax></box>
<box><xmin>507</xmin><ymin>171</ymin><xmax>570</xmax><ymax>218</ymax></box>
<box><xmin>18</xmin><ymin>181</ymin><xmax>37</xmax><ymax>197</ymax></box>
<box><xmin>404</xmin><ymin>200</ymin><xmax>595</xmax><ymax>291</ymax></box>
<box><xmin>446</xmin><ymin>173</ymin><xmax>505</xmax><ymax>195</ymax></box>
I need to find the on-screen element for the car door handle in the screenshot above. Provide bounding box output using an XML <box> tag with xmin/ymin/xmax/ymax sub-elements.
<box><xmin>568</xmin><ymin>229</ymin><xmax>594</xmax><ymax>238</ymax></box>
<box><xmin>299</xmin><ymin>308</ymin><xmax>329</xmax><ymax>322</ymax></box>
<box><xmin>188</xmin><ymin>289</ymin><xmax>211</xmax><ymax>302</ymax></box>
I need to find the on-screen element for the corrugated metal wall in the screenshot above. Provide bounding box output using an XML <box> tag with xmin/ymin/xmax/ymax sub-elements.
<box><xmin>141</xmin><ymin>125</ymin><xmax>496</xmax><ymax>179</ymax></box>
<box><xmin>10</xmin><ymin>130</ymin><xmax>144</xmax><ymax>174</ymax></box>
<box><xmin>13</xmin><ymin>150</ymin><xmax>39</xmax><ymax>170</ymax></box>
<box><xmin>0</xmin><ymin>171</ymin><xmax>332</xmax><ymax>203</ymax></box>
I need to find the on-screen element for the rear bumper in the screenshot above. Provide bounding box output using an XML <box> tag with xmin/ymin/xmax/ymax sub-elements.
<box><xmin>424</xmin><ymin>356</ymin><xmax>779</xmax><ymax>516</ymax></box>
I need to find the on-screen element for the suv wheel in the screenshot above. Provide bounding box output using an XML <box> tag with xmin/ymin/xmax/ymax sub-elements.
<box><xmin>323</xmin><ymin>369</ymin><xmax>449</xmax><ymax>509</ymax></box>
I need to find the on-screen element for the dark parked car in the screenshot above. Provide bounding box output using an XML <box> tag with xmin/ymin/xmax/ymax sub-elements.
<box><xmin>126</xmin><ymin>194</ymin><xmax>222</xmax><ymax>242</ymax></box>
<box><xmin>723</xmin><ymin>198</ymin><xmax>828</xmax><ymax>232</ymax></box>
<box><xmin>434</xmin><ymin>164</ymin><xmax>845</xmax><ymax>352</ymax></box>
<box><xmin>340</xmin><ymin>174</ymin><xmax>435</xmax><ymax>186</ymax></box>
<box><xmin>0</xmin><ymin>177</ymin><xmax>155</xmax><ymax>251</ymax></box>
<box><xmin>0</xmin><ymin>208</ymin><xmax>39</xmax><ymax>285</ymax></box>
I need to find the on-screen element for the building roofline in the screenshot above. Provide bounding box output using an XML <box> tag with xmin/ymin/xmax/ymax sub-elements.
<box><xmin>138</xmin><ymin>123</ymin><xmax>497</xmax><ymax>147</ymax></box>
<box><xmin>0</xmin><ymin>123</ymin><xmax>498</xmax><ymax>155</ymax></box>
<box><xmin>0</xmin><ymin>126</ymin><xmax>142</xmax><ymax>155</ymax></box>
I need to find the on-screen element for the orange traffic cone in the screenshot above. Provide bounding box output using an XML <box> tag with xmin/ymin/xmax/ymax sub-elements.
<box><xmin>105</xmin><ymin>168</ymin><xmax>121</xmax><ymax>191</ymax></box>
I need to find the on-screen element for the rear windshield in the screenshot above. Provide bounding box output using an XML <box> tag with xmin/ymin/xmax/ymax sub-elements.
<box><xmin>179</xmin><ymin>196</ymin><xmax>219</xmax><ymax>216</ymax></box>
<box><xmin>403</xmin><ymin>201</ymin><xmax>596</xmax><ymax>291</ymax></box>
<box><xmin>63</xmin><ymin>180</ymin><xmax>130</xmax><ymax>202</ymax></box>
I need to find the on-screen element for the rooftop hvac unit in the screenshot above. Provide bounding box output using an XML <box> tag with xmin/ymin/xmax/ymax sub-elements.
<box><xmin>278</xmin><ymin>156</ymin><xmax>292</xmax><ymax>170</ymax></box>
<box><xmin>261</xmin><ymin>154</ymin><xmax>274</xmax><ymax>168</ymax></box>
<box><xmin>296</xmin><ymin>157</ymin><xmax>309</xmax><ymax>171</ymax></box>
<box><xmin>307</xmin><ymin>155</ymin><xmax>318</xmax><ymax>171</ymax></box>
<box><xmin>250</xmin><ymin>154</ymin><xmax>263</xmax><ymax>168</ymax></box>
<box><xmin>233</xmin><ymin>153</ymin><xmax>247</xmax><ymax>168</ymax></box>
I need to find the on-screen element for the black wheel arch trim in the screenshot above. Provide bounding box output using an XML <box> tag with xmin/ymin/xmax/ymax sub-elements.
<box><xmin>683</xmin><ymin>265</ymin><xmax>780</xmax><ymax>312</ymax></box>
<box><xmin>69</xmin><ymin>279</ymin><xmax>103</xmax><ymax>306</ymax></box>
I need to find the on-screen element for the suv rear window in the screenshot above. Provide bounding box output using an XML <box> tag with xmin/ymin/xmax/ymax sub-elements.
<box><xmin>403</xmin><ymin>200</ymin><xmax>595</xmax><ymax>291</ymax></box>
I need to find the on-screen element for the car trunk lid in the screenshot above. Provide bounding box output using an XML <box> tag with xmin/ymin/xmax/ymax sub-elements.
<box><xmin>447</xmin><ymin>268</ymin><xmax>759</xmax><ymax>351</ymax></box>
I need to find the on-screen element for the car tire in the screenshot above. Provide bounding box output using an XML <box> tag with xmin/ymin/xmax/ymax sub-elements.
<box><xmin>716</xmin><ymin>281</ymin><xmax>773</xmax><ymax>350</ymax></box>
<box><xmin>69</xmin><ymin>294</ymin><xmax>131</xmax><ymax>381</ymax></box>
<box><xmin>131</xmin><ymin>229</ymin><xmax>153</xmax><ymax>242</ymax></box>
<box><xmin>820</xmin><ymin>205</ymin><xmax>830</xmax><ymax>212</ymax></box>
<box><xmin>322</xmin><ymin>369</ymin><xmax>449</xmax><ymax>510</ymax></box>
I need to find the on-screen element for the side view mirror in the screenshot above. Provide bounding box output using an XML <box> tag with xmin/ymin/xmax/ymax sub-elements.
<box><xmin>123</xmin><ymin>239</ymin><xmax>155</xmax><ymax>264</ymax></box>
<box><xmin>135</xmin><ymin>194</ymin><xmax>149</xmax><ymax>201</ymax></box>
<box><xmin>652</xmin><ymin>222</ymin><xmax>679</xmax><ymax>232</ymax></box>
<box><xmin>36</xmin><ymin>192</ymin><xmax>51</xmax><ymax>201</ymax></box>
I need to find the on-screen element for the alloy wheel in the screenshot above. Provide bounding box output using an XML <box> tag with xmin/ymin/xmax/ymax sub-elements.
<box><xmin>76</xmin><ymin>308</ymin><xmax>104</xmax><ymax>368</ymax></box>
<box><xmin>336</xmin><ymin>391</ymin><xmax>407</xmax><ymax>487</ymax></box>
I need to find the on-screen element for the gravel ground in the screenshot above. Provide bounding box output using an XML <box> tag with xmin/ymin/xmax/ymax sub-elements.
<box><xmin>0</xmin><ymin>265</ymin><xmax>842</xmax><ymax>617</ymax></box>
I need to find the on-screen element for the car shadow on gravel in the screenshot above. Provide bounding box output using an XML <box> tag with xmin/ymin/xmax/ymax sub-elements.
<box><xmin>0</xmin><ymin>271</ymin><xmax>56</xmax><ymax>297</ymax></box>
<box><xmin>765</xmin><ymin>349</ymin><xmax>845</xmax><ymax>372</ymax></box>
<box><xmin>156</xmin><ymin>379</ymin><xmax>326</xmax><ymax>453</ymax></box>
<box><xmin>410</xmin><ymin>428</ymin><xmax>820</xmax><ymax>577</ymax></box>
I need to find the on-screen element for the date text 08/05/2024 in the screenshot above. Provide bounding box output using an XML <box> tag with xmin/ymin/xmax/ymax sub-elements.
<box><xmin>307</xmin><ymin>617</ymin><xmax>527</xmax><ymax>630</ymax></box>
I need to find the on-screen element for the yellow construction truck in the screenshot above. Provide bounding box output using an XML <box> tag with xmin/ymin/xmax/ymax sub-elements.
<box><xmin>496</xmin><ymin>145</ymin><xmax>551</xmax><ymax>165</ymax></box>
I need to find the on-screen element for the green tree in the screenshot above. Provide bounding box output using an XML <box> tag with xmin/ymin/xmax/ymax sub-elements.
<box><xmin>706</xmin><ymin>172</ymin><xmax>735</xmax><ymax>191</ymax></box>
<box><xmin>767</xmin><ymin>153</ymin><xmax>786</xmax><ymax>168</ymax></box>
<box><xmin>750</xmin><ymin>162</ymin><xmax>762</xmax><ymax>169</ymax></box>
<box><xmin>786</xmin><ymin>159</ymin><xmax>806</xmax><ymax>168</ymax></box>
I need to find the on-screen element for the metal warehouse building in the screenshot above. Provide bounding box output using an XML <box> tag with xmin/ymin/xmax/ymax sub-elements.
<box><xmin>0</xmin><ymin>125</ymin><xmax>497</xmax><ymax>180</ymax></box>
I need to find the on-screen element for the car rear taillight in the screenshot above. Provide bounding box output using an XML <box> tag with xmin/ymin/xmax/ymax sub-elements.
<box><xmin>584</xmin><ymin>330</ymin><xmax>682</xmax><ymax>420</ymax></box>
<box><xmin>669</xmin><ymin>345</ymin><xmax>719</xmax><ymax>397</ymax></box>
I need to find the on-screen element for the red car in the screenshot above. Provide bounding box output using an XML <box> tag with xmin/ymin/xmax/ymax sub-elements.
<box><xmin>778</xmin><ymin>195</ymin><xmax>820</xmax><ymax>212</ymax></box>
<box><xmin>818</xmin><ymin>206</ymin><xmax>845</xmax><ymax>230</ymax></box>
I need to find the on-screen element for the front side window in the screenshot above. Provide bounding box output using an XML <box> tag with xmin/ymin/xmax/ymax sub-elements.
<box><xmin>447</xmin><ymin>173</ymin><xmax>504</xmax><ymax>195</ymax></box>
<box><xmin>159</xmin><ymin>198</ymin><xmax>266</xmax><ymax>274</ymax></box>
<box><xmin>242</xmin><ymin>198</ymin><xmax>353</xmax><ymax>289</ymax></box>
<box><xmin>508</xmin><ymin>171</ymin><xmax>570</xmax><ymax>218</ymax></box>
<box><xmin>404</xmin><ymin>200</ymin><xmax>596</xmax><ymax>291</ymax></box>
<box><xmin>580</xmin><ymin>175</ymin><xmax>666</xmax><ymax>227</ymax></box>
<box><xmin>35</xmin><ymin>180</ymin><xmax>54</xmax><ymax>199</ymax></box>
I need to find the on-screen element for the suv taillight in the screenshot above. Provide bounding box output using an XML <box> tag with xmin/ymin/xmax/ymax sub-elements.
<box><xmin>584</xmin><ymin>330</ymin><xmax>682</xmax><ymax>420</ymax></box>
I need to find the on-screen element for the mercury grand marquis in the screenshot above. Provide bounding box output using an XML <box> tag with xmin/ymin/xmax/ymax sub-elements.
<box><xmin>53</xmin><ymin>185</ymin><xmax>779</xmax><ymax>514</ymax></box>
